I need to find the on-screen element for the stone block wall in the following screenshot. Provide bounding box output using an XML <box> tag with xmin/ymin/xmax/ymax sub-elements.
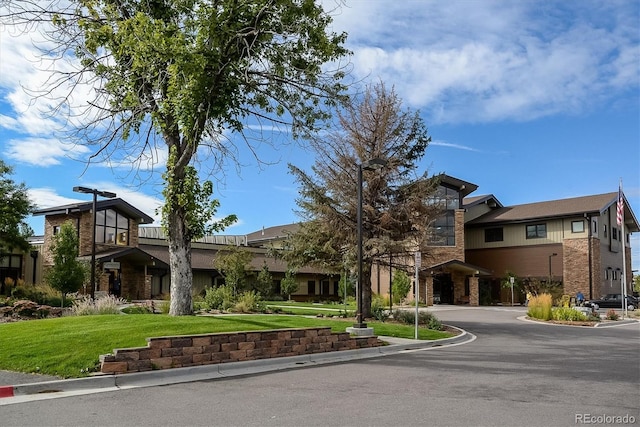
<box><xmin>100</xmin><ymin>327</ymin><xmax>383</xmax><ymax>374</ymax></box>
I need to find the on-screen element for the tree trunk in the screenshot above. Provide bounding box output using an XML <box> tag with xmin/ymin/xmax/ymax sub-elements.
<box><xmin>168</xmin><ymin>204</ymin><xmax>193</xmax><ymax>316</ymax></box>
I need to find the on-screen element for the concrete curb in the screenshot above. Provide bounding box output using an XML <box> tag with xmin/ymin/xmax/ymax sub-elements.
<box><xmin>0</xmin><ymin>326</ymin><xmax>471</xmax><ymax>400</ymax></box>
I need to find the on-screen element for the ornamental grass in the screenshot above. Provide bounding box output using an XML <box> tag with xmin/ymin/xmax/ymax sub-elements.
<box><xmin>527</xmin><ymin>293</ymin><xmax>553</xmax><ymax>321</ymax></box>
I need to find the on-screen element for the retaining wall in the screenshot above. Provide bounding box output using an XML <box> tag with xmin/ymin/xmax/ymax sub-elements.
<box><xmin>100</xmin><ymin>327</ymin><xmax>383</xmax><ymax>374</ymax></box>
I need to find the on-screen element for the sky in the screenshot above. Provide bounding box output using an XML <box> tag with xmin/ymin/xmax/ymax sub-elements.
<box><xmin>0</xmin><ymin>1</ymin><xmax>639</xmax><ymax>271</ymax></box>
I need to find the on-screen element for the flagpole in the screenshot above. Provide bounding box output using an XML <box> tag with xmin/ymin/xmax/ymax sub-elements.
<box><xmin>618</xmin><ymin>179</ymin><xmax>627</xmax><ymax>317</ymax></box>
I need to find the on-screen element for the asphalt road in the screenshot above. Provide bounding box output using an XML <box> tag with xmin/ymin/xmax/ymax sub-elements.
<box><xmin>2</xmin><ymin>307</ymin><xmax>639</xmax><ymax>427</ymax></box>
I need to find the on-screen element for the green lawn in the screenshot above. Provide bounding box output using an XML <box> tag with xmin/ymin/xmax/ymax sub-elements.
<box><xmin>0</xmin><ymin>314</ymin><xmax>452</xmax><ymax>378</ymax></box>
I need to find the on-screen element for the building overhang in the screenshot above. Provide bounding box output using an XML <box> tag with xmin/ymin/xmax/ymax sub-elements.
<box><xmin>78</xmin><ymin>247</ymin><xmax>169</xmax><ymax>269</ymax></box>
<box><xmin>426</xmin><ymin>259</ymin><xmax>492</xmax><ymax>276</ymax></box>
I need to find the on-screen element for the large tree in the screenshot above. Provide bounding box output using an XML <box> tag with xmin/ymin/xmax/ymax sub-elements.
<box><xmin>0</xmin><ymin>160</ymin><xmax>34</xmax><ymax>254</ymax></box>
<box><xmin>286</xmin><ymin>83</ymin><xmax>441</xmax><ymax>318</ymax></box>
<box><xmin>1</xmin><ymin>0</ymin><xmax>349</xmax><ymax>315</ymax></box>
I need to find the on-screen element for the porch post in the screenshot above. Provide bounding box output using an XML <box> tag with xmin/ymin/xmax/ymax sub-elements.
<box><xmin>469</xmin><ymin>275</ymin><xmax>479</xmax><ymax>306</ymax></box>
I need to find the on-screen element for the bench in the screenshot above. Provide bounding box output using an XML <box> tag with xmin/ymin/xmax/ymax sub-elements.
<box><xmin>457</xmin><ymin>295</ymin><xmax>470</xmax><ymax>305</ymax></box>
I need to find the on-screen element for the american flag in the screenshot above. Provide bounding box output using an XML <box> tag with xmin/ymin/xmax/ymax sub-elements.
<box><xmin>617</xmin><ymin>183</ymin><xmax>624</xmax><ymax>226</ymax></box>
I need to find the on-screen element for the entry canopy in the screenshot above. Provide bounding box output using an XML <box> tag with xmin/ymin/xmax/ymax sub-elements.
<box><xmin>426</xmin><ymin>259</ymin><xmax>492</xmax><ymax>276</ymax></box>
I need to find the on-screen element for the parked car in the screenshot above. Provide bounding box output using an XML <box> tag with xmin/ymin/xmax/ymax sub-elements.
<box><xmin>589</xmin><ymin>294</ymin><xmax>638</xmax><ymax>310</ymax></box>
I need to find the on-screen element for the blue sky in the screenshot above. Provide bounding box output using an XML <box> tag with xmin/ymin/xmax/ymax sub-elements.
<box><xmin>1</xmin><ymin>1</ymin><xmax>639</xmax><ymax>270</ymax></box>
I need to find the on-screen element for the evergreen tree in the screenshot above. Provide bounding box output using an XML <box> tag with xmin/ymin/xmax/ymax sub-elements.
<box><xmin>46</xmin><ymin>221</ymin><xmax>87</xmax><ymax>306</ymax></box>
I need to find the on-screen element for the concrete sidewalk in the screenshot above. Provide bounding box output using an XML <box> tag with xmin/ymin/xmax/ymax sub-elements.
<box><xmin>0</xmin><ymin>328</ymin><xmax>471</xmax><ymax>402</ymax></box>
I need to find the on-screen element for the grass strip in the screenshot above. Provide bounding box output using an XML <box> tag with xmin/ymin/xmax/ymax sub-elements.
<box><xmin>0</xmin><ymin>314</ymin><xmax>451</xmax><ymax>378</ymax></box>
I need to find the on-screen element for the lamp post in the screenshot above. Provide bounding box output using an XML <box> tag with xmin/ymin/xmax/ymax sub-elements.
<box><xmin>548</xmin><ymin>253</ymin><xmax>557</xmax><ymax>285</ymax></box>
<box><xmin>73</xmin><ymin>186</ymin><xmax>117</xmax><ymax>299</ymax></box>
<box><xmin>354</xmin><ymin>158</ymin><xmax>387</xmax><ymax>329</ymax></box>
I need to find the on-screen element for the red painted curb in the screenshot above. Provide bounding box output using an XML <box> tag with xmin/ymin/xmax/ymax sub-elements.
<box><xmin>0</xmin><ymin>386</ymin><xmax>15</xmax><ymax>398</ymax></box>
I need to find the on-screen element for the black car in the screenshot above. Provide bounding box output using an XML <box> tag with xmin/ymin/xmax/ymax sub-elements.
<box><xmin>589</xmin><ymin>294</ymin><xmax>638</xmax><ymax>310</ymax></box>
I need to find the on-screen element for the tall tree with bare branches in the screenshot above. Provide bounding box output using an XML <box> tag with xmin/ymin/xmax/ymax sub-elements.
<box><xmin>286</xmin><ymin>83</ymin><xmax>441</xmax><ymax>318</ymax></box>
<box><xmin>1</xmin><ymin>0</ymin><xmax>349</xmax><ymax>314</ymax></box>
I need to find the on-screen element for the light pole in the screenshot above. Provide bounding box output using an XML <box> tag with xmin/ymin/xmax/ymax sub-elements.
<box><xmin>73</xmin><ymin>186</ymin><xmax>117</xmax><ymax>299</ymax></box>
<box><xmin>548</xmin><ymin>253</ymin><xmax>557</xmax><ymax>285</ymax></box>
<box><xmin>354</xmin><ymin>158</ymin><xmax>387</xmax><ymax>329</ymax></box>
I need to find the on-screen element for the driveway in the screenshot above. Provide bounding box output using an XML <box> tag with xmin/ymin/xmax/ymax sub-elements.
<box><xmin>1</xmin><ymin>306</ymin><xmax>638</xmax><ymax>427</ymax></box>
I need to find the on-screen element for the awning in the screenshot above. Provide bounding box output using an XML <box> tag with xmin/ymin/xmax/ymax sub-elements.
<box><xmin>78</xmin><ymin>247</ymin><xmax>169</xmax><ymax>269</ymax></box>
<box><xmin>426</xmin><ymin>259</ymin><xmax>492</xmax><ymax>276</ymax></box>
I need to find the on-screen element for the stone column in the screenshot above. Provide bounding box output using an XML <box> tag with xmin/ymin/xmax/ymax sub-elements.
<box><xmin>469</xmin><ymin>276</ymin><xmax>479</xmax><ymax>306</ymax></box>
<box><xmin>426</xmin><ymin>275</ymin><xmax>434</xmax><ymax>306</ymax></box>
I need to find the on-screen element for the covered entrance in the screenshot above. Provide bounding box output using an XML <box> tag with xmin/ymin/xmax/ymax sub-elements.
<box><xmin>433</xmin><ymin>273</ymin><xmax>454</xmax><ymax>304</ymax></box>
<box><xmin>425</xmin><ymin>260</ymin><xmax>492</xmax><ymax>306</ymax></box>
<box><xmin>85</xmin><ymin>247</ymin><xmax>169</xmax><ymax>300</ymax></box>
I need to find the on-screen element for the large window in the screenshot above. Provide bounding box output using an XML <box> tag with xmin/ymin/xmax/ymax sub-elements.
<box><xmin>526</xmin><ymin>223</ymin><xmax>546</xmax><ymax>239</ymax></box>
<box><xmin>427</xmin><ymin>185</ymin><xmax>459</xmax><ymax>246</ymax></box>
<box><xmin>431</xmin><ymin>211</ymin><xmax>455</xmax><ymax>246</ymax></box>
<box><xmin>95</xmin><ymin>208</ymin><xmax>129</xmax><ymax>245</ymax></box>
<box><xmin>484</xmin><ymin>227</ymin><xmax>504</xmax><ymax>242</ymax></box>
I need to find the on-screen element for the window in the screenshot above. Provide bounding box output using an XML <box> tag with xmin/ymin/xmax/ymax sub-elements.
<box><xmin>484</xmin><ymin>227</ymin><xmax>503</xmax><ymax>242</ymax></box>
<box><xmin>526</xmin><ymin>223</ymin><xmax>546</xmax><ymax>239</ymax></box>
<box><xmin>95</xmin><ymin>208</ymin><xmax>129</xmax><ymax>246</ymax></box>
<box><xmin>603</xmin><ymin>225</ymin><xmax>607</xmax><ymax>238</ymax></box>
<box><xmin>612</xmin><ymin>228</ymin><xmax>618</xmax><ymax>241</ymax></box>
<box><xmin>0</xmin><ymin>254</ymin><xmax>22</xmax><ymax>289</ymax></box>
<box><xmin>53</xmin><ymin>225</ymin><xmax>60</xmax><ymax>235</ymax></box>
<box><xmin>426</xmin><ymin>185</ymin><xmax>459</xmax><ymax>247</ymax></box>
<box><xmin>307</xmin><ymin>280</ymin><xmax>315</xmax><ymax>295</ymax></box>
<box><xmin>430</xmin><ymin>211</ymin><xmax>455</xmax><ymax>246</ymax></box>
<box><xmin>571</xmin><ymin>221</ymin><xmax>584</xmax><ymax>233</ymax></box>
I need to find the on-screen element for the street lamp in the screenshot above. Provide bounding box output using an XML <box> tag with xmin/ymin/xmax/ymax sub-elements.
<box><xmin>548</xmin><ymin>253</ymin><xmax>558</xmax><ymax>285</ymax></box>
<box><xmin>73</xmin><ymin>186</ymin><xmax>117</xmax><ymax>299</ymax></box>
<box><xmin>354</xmin><ymin>158</ymin><xmax>387</xmax><ymax>329</ymax></box>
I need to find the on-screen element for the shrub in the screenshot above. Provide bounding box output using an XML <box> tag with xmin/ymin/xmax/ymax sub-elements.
<box><xmin>371</xmin><ymin>295</ymin><xmax>389</xmax><ymax>322</ymax></box>
<box><xmin>71</xmin><ymin>295</ymin><xmax>126</xmax><ymax>316</ymax></box>
<box><xmin>552</xmin><ymin>307</ymin><xmax>587</xmax><ymax>321</ymax></box>
<box><xmin>392</xmin><ymin>309</ymin><xmax>442</xmax><ymax>330</ymax></box>
<box><xmin>203</xmin><ymin>285</ymin><xmax>235</xmax><ymax>311</ymax></box>
<box><xmin>233</xmin><ymin>290</ymin><xmax>263</xmax><ymax>313</ymax></box>
<box><xmin>605</xmin><ymin>309</ymin><xmax>619</xmax><ymax>321</ymax></box>
<box><xmin>527</xmin><ymin>293</ymin><xmax>553</xmax><ymax>321</ymax></box>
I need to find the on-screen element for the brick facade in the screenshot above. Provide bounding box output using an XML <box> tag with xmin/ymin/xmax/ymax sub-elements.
<box><xmin>100</xmin><ymin>327</ymin><xmax>383</xmax><ymax>374</ymax></box>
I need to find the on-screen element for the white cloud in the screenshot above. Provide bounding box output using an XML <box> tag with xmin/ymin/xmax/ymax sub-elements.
<box><xmin>3</xmin><ymin>137</ymin><xmax>91</xmax><ymax>166</ymax></box>
<box><xmin>431</xmin><ymin>141</ymin><xmax>480</xmax><ymax>152</ymax></box>
<box><xmin>28</xmin><ymin>187</ymin><xmax>79</xmax><ymax>209</ymax></box>
<box><xmin>329</xmin><ymin>0</ymin><xmax>639</xmax><ymax>124</ymax></box>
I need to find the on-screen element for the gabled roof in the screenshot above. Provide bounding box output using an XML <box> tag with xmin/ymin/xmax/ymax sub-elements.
<box><xmin>427</xmin><ymin>259</ymin><xmax>493</xmax><ymax>276</ymax></box>
<box><xmin>463</xmin><ymin>194</ymin><xmax>503</xmax><ymax>209</ymax></box>
<box><xmin>246</xmin><ymin>223</ymin><xmax>301</xmax><ymax>245</ymax></box>
<box><xmin>33</xmin><ymin>198</ymin><xmax>154</xmax><ymax>224</ymax></box>
<box><xmin>467</xmin><ymin>192</ymin><xmax>640</xmax><ymax>232</ymax></box>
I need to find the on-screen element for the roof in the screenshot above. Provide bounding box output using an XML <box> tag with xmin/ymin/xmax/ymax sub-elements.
<box><xmin>438</xmin><ymin>174</ymin><xmax>478</xmax><ymax>198</ymax></box>
<box><xmin>78</xmin><ymin>246</ymin><xmax>169</xmax><ymax>269</ymax></box>
<box><xmin>246</xmin><ymin>223</ymin><xmax>301</xmax><ymax>245</ymax></box>
<box><xmin>138</xmin><ymin>242</ymin><xmax>329</xmax><ymax>274</ymax></box>
<box><xmin>33</xmin><ymin>198</ymin><xmax>154</xmax><ymax>224</ymax></box>
<box><xmin>463</xmin><ymin>194</ymin><xmax>503</xmax><ymax>209</ymax></box>
<box><xmin>467</xmin><ymin>192</ymin><xmax>640</xmax><ymax>231</ymax></box>
<box><xmin>426</xmin><ymin>259</ymin><xmax>492</xmax><ymax>276</ymax></box>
